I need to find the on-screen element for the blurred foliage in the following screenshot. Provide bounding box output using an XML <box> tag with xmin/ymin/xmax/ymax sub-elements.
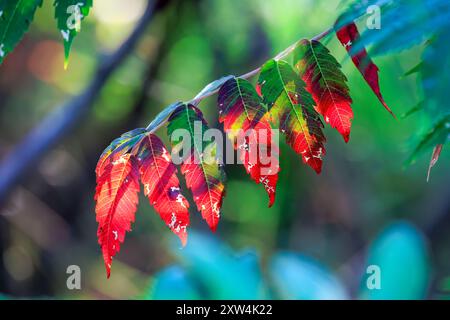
<box><xmin>0</xmin><ymin>0</ymin><xmax>449</xmax><ymax>300</ymax></box>
<box><xmin>149</xmin><ymin>223</ymin><xmax>429</xmax><ymax>300</ymax></box>
<box><xmin>269</xmin><ymin>252</ymin><xmax>348</xmax><ymax>299</ymax></box>
<box><xmin>360</xmin><ymin>222</ymin><xmax>430</xmax><ymax>299</ymax></box>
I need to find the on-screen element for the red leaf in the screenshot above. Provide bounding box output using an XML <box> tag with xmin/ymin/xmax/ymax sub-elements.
<box><xmin>336</xmin><ymin>22</ymin><xmax>395</xmax><ymax>117</ymax></box>
<box><xmin>181</xmin><ymin>154</ymin><xmax>225</xmax><ymax>231</ymax></box>
<box><xmin>95</xmin><ymin>153</ymin><xmax>140</xmax><ymax>278</ymax></box>
<box><xmin>218</xmin><ymin>77</ymin><xmax>279</xmax><ymax>207</ymax></box>
<box><xmin>295</xmin><ymin>40</ymin><xmax>353</xmax><ymax>143</ymax></box>
<box><xmin>135</xmin><ymin>134</ymin><xmax>190</xmax><ymax>245</ymax></box>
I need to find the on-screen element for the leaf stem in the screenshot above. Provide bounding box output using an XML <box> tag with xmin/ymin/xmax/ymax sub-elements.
<box><xmin>146</xmin><ymin>27</ymin><xmax>333</xmax><ymax>133</ymax></box>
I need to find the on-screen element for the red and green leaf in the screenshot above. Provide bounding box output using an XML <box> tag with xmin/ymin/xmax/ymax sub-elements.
<box><xmin>95</xmin><ymin>128</ymin><xmax>147</xmax><ymax>178</ymax></box>
<box><xmin>95</xmin><ymin>153</ymin><xmax>140</xmax><ymax>278</ymax></box>
<box><xmin>336</xmin><ymin>22</ymin><xmax>394</xmax><ymax>117</ymax></box>
<box><xmin>134</xmin><ymin>133</ymin><xmax>190</xmax><ymax>245</ymax></box>
<box><xmin>167</xmin><ymin>104</ymin><xmax>226</xmax><ymax>231</ymax></box>
<box><xmin>217</xmin><ymin>77</ymin><xmax>279</xmax><ymax>207</ymax></box>
<box><xmin>294</xmin><ymin>39</ymin><xmax>353</xmax><ymax>143</ymax></box>
<box><xmin>258</xmin><ymin>59</ymin><xmax>326</xmax><ymax>174</ymax></box>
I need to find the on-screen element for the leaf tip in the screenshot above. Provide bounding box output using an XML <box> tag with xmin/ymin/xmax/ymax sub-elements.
<box><xmin>343</xmin><ymin>134</ymin><xmax>350</xmax><ymax>143</ymax></box>
<box><xmin>268</xmin><ymin>194</ymin><xmax>276</xmax><ymax>208</ymax></box>
<box><xmin>104</xmin><ymin>259</ymin><xmax>112</xmax><ymax>279</ymax></box>
<box><xmin>179</xmin><ymin>232</ymin><xmax>188</xmax><ymax>247</ymax></box>
<box><xmin>314</xmin><ymin>165</ymin><xmax>323</xmax><ymax>175</ymax></box>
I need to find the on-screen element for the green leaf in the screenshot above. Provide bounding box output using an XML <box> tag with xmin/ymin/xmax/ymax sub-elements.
<box><xmin>360</xmin><ymin>222</ymin><xmax>430</xmax><ymax>300</ymax></box>
<box><xmin>0</xmin><ymin>0</ymin><xmax>43</xmax><ymax>65</ymax></box>
<box><xmin>400</xmin><ymin>102</ymin><xmax>422</xmax><ymax>119</ymax></box>
<box><xmin>258</xmin><ymin>59</ymin><xmax>326</xmax><ymax>174</ymax></box>
<box><xmin>402</xmin><ymin>62</ymin><xmax>423</xmax><ymax>78</ymax></box>
<box><xmin>408</xmin><ymin>114</ymin><xmax>450</xmax><ymax>164</ymax></box>
<box><xmin>54</xmin><ymin>0</ymin><xmax>93</xmax><ymax>68</ymax></box>
<box><xmin>336</xmin><ymin>0</ymin><xmax>391</xmax><ymax>29</ymax></box>
<box><xmin>346</xmin><ymin>0</ymin><xmax>450</xmax><ymax>56</ymax></box>
<box><xmin>421</xmin><ymin>32</ymin><xmax>450</xmax><ymax>118</ymax></box>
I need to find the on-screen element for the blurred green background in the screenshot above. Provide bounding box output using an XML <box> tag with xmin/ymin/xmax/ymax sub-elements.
<box><xmin>0</xmin><ymin>0</ymin><xmax>449</xmax><ymax>300</ymax></box>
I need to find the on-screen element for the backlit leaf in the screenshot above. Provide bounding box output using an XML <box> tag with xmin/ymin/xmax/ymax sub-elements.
<box><xmin>167</xmin><ymin>104</ymin><xmax>226</xmax><ymax>231</ymax></box>
<box><xmin>134</xmin><ymin>133</ymin><xmax>190</xmax><ymax>245</ymax></box>
<box><xmin>258</xmin><ymin>59</ymin><xmax>326</xmax><ymax>173</ymax></box>
<box><xmin>336</xmin><ymin>22</ymin><xmax>394</xmax><ymax>117</ymax></box>
<box><xmin>0</xmin><ymin>0</ymin><xmax>43</xmax><ymax>65</ymax></box>
<box><xmin>54</xmin><ymin>0</ymin><xmax>93</xmax><ymax>68</ymax></box>
<box><xmin>95</xmin><ymin>153</ymin><xmax>140</xmax><ymax>278</ymax></box>
<box><xmin>294</xmin><ymin>39</ymin><xmax>353</xmax><ymax>142</ymax></box>
<box><xmin>217</xmin><ymin>76</ymin><xmax>279</xmax><ymax>206</ymax></box>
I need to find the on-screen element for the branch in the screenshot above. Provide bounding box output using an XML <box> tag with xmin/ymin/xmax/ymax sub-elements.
<box><xmin>0</xmin><ymin>0</ymin><xmax>158</xmax><ymax>205</ymax></box>
<box><xmin>146</xmin><ymin>27</ymin><xmax>333</xmax><ymax>133</ymax></box>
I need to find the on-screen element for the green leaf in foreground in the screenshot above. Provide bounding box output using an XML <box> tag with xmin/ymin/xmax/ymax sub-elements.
<box><xmin>0</xmin><ymin>0</ymin><xmax>43</xmax><ymax>65</ymax></box>
<box><xmin>54</xmin><ymin>0</ymin><xmax>93</xmax><ymax>68</ymax></box>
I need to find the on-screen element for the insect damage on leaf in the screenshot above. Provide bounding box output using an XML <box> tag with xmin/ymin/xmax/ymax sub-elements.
<box><xmin>258</xmin><ymin>59</ymin><xmax>326</xmax><ymax>174</ymax></box>
<box><xmin>95</xmin><ymin>153</ymin><xmax>140</xmax><ymax>278</ymax></box>
<box><xmin>54</xmin><ymin>0</ymin><xmax>93</xmax><ymax>68</ymax></box>
<box><xmin>95</xmin><ymin>128</ymin><xmax>191</xmax><ymax>277</ymax></box>
<box><xmin>134</xmin><ymin>133</ymin><xmax>190</xmax><ymax>245</ymax></box>
<box><xmin>217</xmin><ymin>77</ymin><xmax>279</xmax><ymax>207</ymax></box>
<box><xmin>294</xmin><ymin>39</ymin><xmax>353</xmax><ymax>143</ymax></box>
<box><xmin>167</xmin><ymin>104</ymin><xmax>226</xmax><ymax>232</ymax></box>
<box><xmin>90</xmin><ymin>0</ymin><xmax>450</xmax><ymax>278</ymax></box>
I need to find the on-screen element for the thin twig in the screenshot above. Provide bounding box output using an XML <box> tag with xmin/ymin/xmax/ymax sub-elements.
<box><xmin>147</xmin><ymin>27</ymin><xmax>333</xmax><ymax>133</ymax></box>
<box><xmin>0</xmin><ymin>0</ymin><xmax>158</xmax><ymax>205</ymax></box>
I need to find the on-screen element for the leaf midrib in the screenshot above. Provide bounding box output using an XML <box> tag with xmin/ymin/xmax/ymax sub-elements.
<box><xmin>147</xmin><ymin>135</ymin><xmax>181</xmax><ymax>216</ymax></box>
<box><xmin>308</xmin><ymin>41</ymin><xmax>345</xmax><ymax>126</ymax></box>
<box><xmin>0</xmin><ymin>0</ymin><xmax>24</xmax><ymax>47</ymax></box>
<box><xmin>183</xmin><ymin>105</ymin><xmax>217</xmax><ymax>224</ymax></box>
<box><xmin>275</xmin><ymin>61</ymin><xmax>317</xmax><ymax>161</ymax></box>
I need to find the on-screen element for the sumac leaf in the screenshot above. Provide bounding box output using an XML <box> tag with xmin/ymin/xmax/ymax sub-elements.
<box><xmin>168</xmin><ymin>104</ymin><xmax>226</xmax><ymax>231</ymax></box>
<box><xmin>336</xmin><ymin>22</ymin><xmax>394</xmax><ymax>117</ymax></box>
<box><xmin>54</xmin><ymin>0</ymin><xmax>93</xmax><ymax>68</ymax></box>
<box><xmin>134</xmin><ymin>133</ymin><xmax>190</xmax><ymax>245</ymax></box>
<box><xmin>0</xmin><ymin>0</ymin><xmax>43</xmax><ymax>65</ymax></box>
<box><xmin>258</xmin><ymin>59</ymin><xmax>326</xmax><ymax>174</ymax></box>
<box><xmin>95</xmin><ymin>153</ymin><xmax>140</xmax><ymax>278</ymax></box>
<box><xmin>95</xmin><ymin>128</ymin><xmax>146</xmax><ymax>178</ymax></box>
<box><xmin>294</xmin><ymin>39</ymin><xmax>353</xmax><ymax>143</ymax></box>
<box><xmin>218</xmin><ymin>77</ymin><xmax>279</xmax><ymax>206</ymax></box>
